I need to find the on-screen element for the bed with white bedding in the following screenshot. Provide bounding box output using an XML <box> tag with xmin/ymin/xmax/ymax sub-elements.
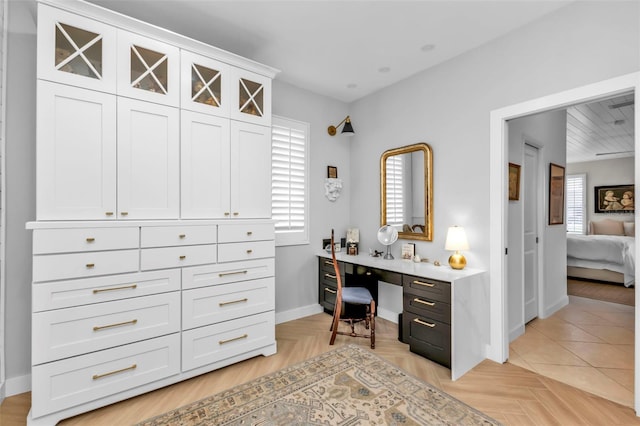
<box><xmin>567</xmin><ymin>234</ymin><xmax>635</xmax><ymax>287</ymax></box>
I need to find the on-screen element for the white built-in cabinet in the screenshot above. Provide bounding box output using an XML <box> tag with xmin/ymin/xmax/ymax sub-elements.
<box><xmin>28</xmin><ymin>1</ymin><xmax>278</xmax><ymax>425</ymax></box>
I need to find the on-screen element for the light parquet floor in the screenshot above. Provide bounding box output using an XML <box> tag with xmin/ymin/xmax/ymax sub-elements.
<box><xmin>1</xmin><ymin>309</ymin><xmax>639</xmax><ymax>425</ymax></box>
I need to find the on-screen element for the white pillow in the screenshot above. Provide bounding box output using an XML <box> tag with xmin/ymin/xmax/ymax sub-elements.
<box><xmin>624</xmin><ymin>222</ymin><xmax>635</xmax><ymax>237</ymax></box>
<box><xmin>590</xmin><ymin>219</ymin><xmax>624</xmax><ymax>236</ymax></box>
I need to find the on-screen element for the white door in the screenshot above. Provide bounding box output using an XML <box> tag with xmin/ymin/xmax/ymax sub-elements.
<box><xmin>523</xmin><ymin>143</ymin><xmax>539</xmax><ymax>323</ymax></box>
<box><xmin>230</xmin><ymin>121</ymin><xmax>272</xmax><ymax>218</ymax></box>
<box><xmin>181</xmin><ymin>111</ymin><xmax>231</xmax><ymax>218</ymax></box>
<box><xmin>37</xmin><ymin>81</ymin><xmax>117</xmax><ymax>220</ymax></box>
<box><xmin>117</xmin><ymin>97</ymin><xmax>180</xmax><ymax>219</ymax></box>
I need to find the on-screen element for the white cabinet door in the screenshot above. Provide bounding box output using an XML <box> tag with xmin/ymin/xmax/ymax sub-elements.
<box><xmin>37</xmin><ymin>81</ymin><xmax>117</xmax><ymax>220</ymax></box>
<box><xmin>37</xmin><ymin>3</ymin><xmax>117</xmax><ymax>93</ymax></box>
<box><xmin>180</xmin><ymin>50</ymin><xmax>230</xmax><ymax>117</ymax></box>
<box><xmin>230</xmin><ymin>68</ymin><xmax>272</xmax><ymax>127</ymax></box>
<box><xmin>230</xmin><ymin>121</ymin><xmax>272</xmax><ymax>219</ymax></box>
<box><xmin>117</xmin><ymin>30</ymin><xmax>180</xmax><ymax>106</ymax></box>
<box><xmin>118</xmin><ymin>97</ymin><xmax>180</xmax><ymax>219</ymax></box>
<box><xmin>181</xmin><ymin>111</ymin><xmax>230</xmax><ymax>218</ymax></box>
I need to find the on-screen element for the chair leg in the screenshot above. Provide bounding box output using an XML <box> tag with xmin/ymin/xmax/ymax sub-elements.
<box><xmin>329</xmin><ymin>302</ymin><xmax>341</xmax><ymax>345</ymax></box>
<box><xmin>370</xmin><ymin>300</ymin><xmax>376</xmax><ymax>349</ymax></box>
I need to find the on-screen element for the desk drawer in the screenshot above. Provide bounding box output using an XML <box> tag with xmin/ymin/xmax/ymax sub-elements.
<box><xmin>141</xmin><ymin>225</ymin><xmax>216</xmax><ymax>248</ymax></box>
<box><xmin>182</xmin><ymin>258</ymin><xmax>274</xmax><ymax>290</ymax></box>
<box><xmin>218</xmin><ymin>223</ymin><xmax>274</xmax><ymax>243</ymax></box>
<box><xmin>32</xmin><ymin>292</ymin><xmax>180</xmax><ymax>364</ymax></box>
<box><xmin>217</xmin><ymin>240</ymin><xmax>274</xmax><ymax>263</ymax></box>
<box><xmin>33</xmin><ymin>227</ymin><xmax>139</xmax><ymax>254</ymax></box>
<box><xmin>182</xmin><ymin>277</ymin><xmax>275</xmax><ymax>329</ymax></box>
<box><xmin>141</xmin><ymin>244</ymin><xmax>216</xmax><ymax>270</ymax></box>
<box><xmin>33</xmin><ymin>269</ymin><xmax>181</xmax><ymax>312</ymax></box>
<box><xmin>404</xmin><ymin>311</ymin><xmax>451</xmax><ymax>368</ymax></box>
<box><xmin>320</xmin><ymin>282</ymin><xmax>337</xmax><ymax>312</ymax></box>
<box><xmin>182</xmin><ymin>311</ymin><xmax>275</xmax><ymax>372</ymax></box>
<box><xmin>31</xmin><ymin>334</ymin><xmax>180</xmax><ymax>418</ymax></box>
<box><xmin>319</xmin><ymin>257</ymin><xmax>343</xmax><ymax>275</ymax></box>
<box><xmin>354</xmin><ymin>265</ymin><xmax>402</xmax><ymax>286</ymax></box>
<box><xmin>403</xmin><ymin>293</ymin><xmax>451</xmax><ymax>325</ymax></box>
<box><xmin>403</xmin><ymin>275</ymin><xmax>451</xmax><ymax>303</ymax></box>
<box><xmin>33</xmin><ymin>250</ymin><xmax>139</xmax><ymax>282</ymax></box>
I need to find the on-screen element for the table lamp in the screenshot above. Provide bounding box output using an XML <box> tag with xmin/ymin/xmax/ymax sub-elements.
<box><xmin>445</xmin><ymin>226</ymin><xmax>469</xmax><ymax>270</ymax></box>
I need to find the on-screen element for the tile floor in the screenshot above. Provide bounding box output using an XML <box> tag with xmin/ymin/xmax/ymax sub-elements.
<box><xmin>509</xmin><ymin>295</ymin><xmax>634</xmax><ymax>408</ymax></box>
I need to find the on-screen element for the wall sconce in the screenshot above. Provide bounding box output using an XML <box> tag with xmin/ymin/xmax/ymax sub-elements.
<box><xmin>445</xmin><ymin>226</ymin><xmax>469</xmax><ymax>270</ymax></box>
<box><xmin>327</xmin><ymin>116</ymin><xmax>355</xmax><ymax>136</ymax></box>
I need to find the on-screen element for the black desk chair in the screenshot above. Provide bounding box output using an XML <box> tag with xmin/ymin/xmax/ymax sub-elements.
<box><xmin>329</xmin><ymin>229</ymin><xmax>375</xmax><ymax>349</ymax></box>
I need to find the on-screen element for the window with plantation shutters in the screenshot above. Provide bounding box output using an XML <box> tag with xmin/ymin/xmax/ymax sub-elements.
<box><xmin>566</xmin><ymin>173</ymin><xmax>586</xmax><ymax>234</ymax></box>
<box><xmin>271</xmin><ymin>116</ymin><xmax>309</xmax><ymax>246</ymax></box>
<box><xmin>385</xmin><ymin>155</ymin><xmax>404</xmax><ymax>227</ymax></box>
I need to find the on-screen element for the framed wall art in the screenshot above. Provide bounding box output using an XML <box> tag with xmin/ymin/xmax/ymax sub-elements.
<box><xmin>594</xmin><ymin>184</ymin><xmax>634</xmax><ymax>214</ymax></box>
<box><xmin>327</xmin><ymin>165</ymin><xmax>338</xmax><ymax>179</ymax></box>
<box><xmin>508</xmin><ymin>163</ymin><xmax>521</xmax><ymax>201</ymax></box>
<box><xmin>549</xmin><ymin>163</ymin><xmax>565</xmax><ymax>225</ymax></box>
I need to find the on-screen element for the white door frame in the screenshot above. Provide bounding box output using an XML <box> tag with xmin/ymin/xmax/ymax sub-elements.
<box><xmin>489</xmin><ymin>72</ymin><xmax>640</xmax><ymax>412</ymax></box>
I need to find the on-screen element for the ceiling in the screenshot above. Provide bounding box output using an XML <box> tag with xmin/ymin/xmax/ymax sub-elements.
<box><xmin>566</xmin><ymin>94</ymin><xmax>635</xmax><ymax>164</ymax></box>
<box><xmin>84</xmin><ymin>0</ymin><xmax>574</xmax><ymax>103</ymax></box>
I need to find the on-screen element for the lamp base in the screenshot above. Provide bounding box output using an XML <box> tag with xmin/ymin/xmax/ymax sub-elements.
<box><xmin>448</xmin><ymin>252</ymin><xmax>466</xmax><ymax>270</ymax></box>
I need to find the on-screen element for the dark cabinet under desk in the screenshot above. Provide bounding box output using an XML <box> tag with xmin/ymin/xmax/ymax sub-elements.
<box><xmin>318</xmin><ymin>258</ymin><xmax>379</xmax><ymax>317</ymax></box>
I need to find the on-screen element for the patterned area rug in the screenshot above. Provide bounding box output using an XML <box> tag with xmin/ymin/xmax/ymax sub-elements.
<box><xmin>137</xmin><ymin>344</ymin><xmax>500</xmax><ymax>425</ymax></box>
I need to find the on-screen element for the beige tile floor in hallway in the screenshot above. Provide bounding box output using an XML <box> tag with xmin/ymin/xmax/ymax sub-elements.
<box><xmin>509</xmin><ymin>294</ymin><xmax>634</xmax><ymax>407</ymax></box>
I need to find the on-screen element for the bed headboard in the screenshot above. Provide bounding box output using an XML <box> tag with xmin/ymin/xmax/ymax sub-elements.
<box><xmin>589</xmin><ymin>219</ymin><xmax>634</xmax><ymax>237</ymax></box>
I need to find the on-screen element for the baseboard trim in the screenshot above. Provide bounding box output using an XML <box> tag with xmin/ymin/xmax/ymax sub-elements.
<box><xmin>275</xmin><ymin>304</ymin><xmax>323</xmax><ymax>324</ymax></box>
<box><xmin>377</xmin><ymin>307</ymin><xmax>399</xmax><ymax>324</ymax></box>
<box><xmin>6</xmin><ymin>372</ymin><xmax>30</xmax><ymax>396</ymax></box>
<box><xmin>541</xmin><ymin>295</ymin><xmax>569</xmax><ymax>319</ymax></box>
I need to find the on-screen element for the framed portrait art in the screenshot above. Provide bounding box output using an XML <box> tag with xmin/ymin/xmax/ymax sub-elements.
<box><xmin>548</xmin><ymin>163</ymin><xmax>565</xmax><ymax>225</ymax></box>
<box><xmin>508</xmin><ymin>163</ymin><xmax>521</xmax><ymax>201</ymax></box>
<box><xmin>594</xmin><ymin>184</ymin><xmax>634</xmax><ymax>214</ymax></box>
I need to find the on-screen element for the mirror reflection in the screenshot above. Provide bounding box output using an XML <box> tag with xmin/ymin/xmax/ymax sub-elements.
<box><xmin>380</xmin><ymin>143</ymin><xmax>433</xmax><ymax>241</ymax></box>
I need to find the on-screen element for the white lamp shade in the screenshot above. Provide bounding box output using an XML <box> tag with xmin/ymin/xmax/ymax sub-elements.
<box><xmin>445</xmin><ymin>226</ymin><xmax>469</xmax><ymax>251</ymax></box>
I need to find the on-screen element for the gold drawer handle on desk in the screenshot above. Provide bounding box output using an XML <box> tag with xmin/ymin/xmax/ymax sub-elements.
<box><xmin>93</xmin><ymin>284</ymin><xmax>137</xmax><ymax>294</ymax></box>
<box><xmin>413</xmin><ymin>280</ymin><xmax>435</xmax><ymax>287</ymax></box>
<box><xmin>93</xmin><ymin>364</ymin><xmax>137</xmax><ymax>380</ymax></box>
<box><xmin>86</xmin><ymin>237</ymin><xmax>95</xmax><ymax>243</ymax></box>
<box><xmin>324</xmin><ymin>260</ymin><xmax>333</xmax><ymax>266</ymax></box>
<box><xmin>324</xmin><ymin>287</ymin><xmax>337</xmax><ymax>294</ymax></box>
<box><xmin>219</xmin><ymin>270</ymin><xmax>248</xmax><ymax>277</ymax></box>
<box><xmin>219</xmin><ymin>334</ymin><xmax>248</xmax><ymax>345</ymax></box>
<box><xmin>86</xmin><ymin>263</ymin><xmax>95</xmax><ymax>269</ymax></box>
<box><xmin>413</xmin><ymin>318</ymin><xmax>436</xmax><ymax>328</ymax></box>
<box><xmin>219</xmin><ymin>298</ymin><xmax>248</xmax><ymax>307</ymax></box>
<box><xmin>414</xmin><ymin>298</ymin><xmax>435</xmax><ymax>307</ymax></box>
<box><xmin>93</xmin><ymin>319</ymin><xmax>138</xmax><ymax>331</ymax></box>
<box><xmin>324</xmin><ymin>273</ymin><xmax>337</xmax><ymax>279</ymax></box>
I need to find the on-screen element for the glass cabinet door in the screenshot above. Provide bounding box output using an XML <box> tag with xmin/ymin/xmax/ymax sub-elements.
<box><xmin>117</xmin><ymin>30</ymin><xmax>180</xmax><ymax>107</ymax></box>
<box><xmin>37</xmin><ymin>4</ymin><xmax>117</xmax><ymax>93</ymax></box>
<box><xmin>230</xmin><ymin>68</ymin><xmax>271</xmax><ymax>127</ymax></box>
<box><xmin>180</xmin><ymin>50</ymin><xmax>230</xmax><ymax>117</ymax></box>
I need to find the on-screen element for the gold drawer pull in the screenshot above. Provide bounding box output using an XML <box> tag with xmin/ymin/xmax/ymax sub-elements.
<box><xmin>414</xmin><ymin>298</ymin><xmax>435</xmax><ymax>307</ymax></box>
<box><xmin>366</xmin><ymin>271</ymin><xmax>372</xmax><ymax>276</ymax></box>
<box><xmin>414</xmin><ymin>318</ymin><xmax>436</xmax><ymax>328</ymax></box>
<box><xmin>218</xmin><ymin>270</ymin><xmax>248</xmax><ymax>277</ymax></box>
<box><xmin>324</xmin><ymin>273</ymin><xmax>337</xmax><ymax>279</ymax></box>
<box><xmin>105</xmin><ymin>212</ymin><xmax>114</xmax><ymax>216</ymax></box>
<box><xmin>179</xmin><ymin>255</ymin><xmax>186</xmax><ymax>260</ymax></box>
<box><xmin>219</xmin><ymin>298</ymin><xmax>248</xmax><ymax>307</ymax></box>
<box><xmin>179</xmin><ymin>234</ymin><xmax>186</xmax><ymax>239</ymax></box>
<box><xmin>93</xmin><ymin>319</ymin><xmax>138</xmax><ymax>331</ymax></box>
<box><xmin>93</xmin><ymin>284</ymin><xmax>137</xmax><ymax>294</ymax></box>
<box><xmin>86</xmin><ymin>263</ymin><xmax>95</xmax><ymax>269</ymax></box>
<box><xmin>93</xmin><ymin>364</ymin><xmax>137</xmax><ymax>380</ymax></box>
<box><xmin>246</xmin><ymin>249</ymin><xmax>253</xmax><ymax>254</ymax></box>
<box><xmin>324</xmin><ymin>287</ymin><xmax>337</xmax><ymax>294</ymax></box>
<box><xmin>324</xmin><ymin>260</ymin><xmax>332</xmax><ymax>266</ymax></box>
<box><xmin>247</xmin><ymin>231</ymin><xmax>253</xmax><ymax>236</ymax></box>
<box><xmin>413</xmin><ymin>280</ymin><xmax>435</xmax><ymax>287</ymax></box>
<box><xmin>224</xmin><ymin>212</ymin><xmax>230</xmax><ymax>216</ymax></box>
<box><xmin>120</xmin><ymin>211</ymin><xmax>129</xmax><ymax>216</ymax></box>
<box><xmin>86</xmin><ymin>237</ymin><xmax>95</xmax><ymax>243</ymax></box>
<box><xmin>233</xmin><ymin>212</ymin><xmax>239</xmax><ymax>216</ymax></box>
<box><xmin>219</xmin><ymin>334</ymin><xmax>248</xmax><ymax>345</ymax></box>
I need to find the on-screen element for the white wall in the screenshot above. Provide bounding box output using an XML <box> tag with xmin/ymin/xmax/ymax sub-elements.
<box><xmin>567</xmin><ymin>157</ymin><xmax>635</xmax><ymax>227</ymax></box>
<box><xmin>507</xmin><ymin>109</ymin><xmax>568</xmax><ymax>342</ymax></box>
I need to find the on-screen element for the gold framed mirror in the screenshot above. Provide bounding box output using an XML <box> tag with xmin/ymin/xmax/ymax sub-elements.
<box><xmin>380</xmin><ymin>143</ymin><xmax>433</xmax><ymax>241</ymax></box>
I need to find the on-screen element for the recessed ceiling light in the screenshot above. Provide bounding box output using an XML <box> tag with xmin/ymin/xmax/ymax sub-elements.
<box><xmin>378</xmin><ymin>67</ymin><xmax>391</xmax><ymax>73</ymax></box>
<box><xmin>420</xmin><ymin>44</ymin><xmax>436</xmax><ymax>52</ymax></box>
<box><xmin>347</xmin><ymin>83</ymin><xmax>357</xmax><ymax>89</ymax></box>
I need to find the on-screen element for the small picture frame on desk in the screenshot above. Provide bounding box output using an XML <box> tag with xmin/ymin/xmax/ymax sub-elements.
<box><xmin>401</xmin><ymin>243</ymin><xmax>415</xmax><ymax>260</ymax></box>
<box><xmin>347</xmin><ymin>242</ymin><xmax>358</xmax><ymax>255</ymax></box>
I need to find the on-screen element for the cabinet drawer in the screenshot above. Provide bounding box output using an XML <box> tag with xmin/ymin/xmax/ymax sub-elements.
<box><xmin>33</xmin><ymin>250</ymin><xmax>139</xmax><ymax>282</ymax></box>
<box><xmin>319</xmin><ymin>257</ymin><xmax>344</xmax><ymax>275</ymax></box>
<box><xmin>31</xmin><ymin>334</ymin><xmax>179</xmax><ymax>418</ymax></box>
<box><xmin>32</xmin><ymin>292</ymin><xmax>180</xmax><ymax>365</ymax></box>
<box><xmin>183</xmin><ymin>277</ymin><xmax>275</xmax><ymax>329</ymax></box>
<box><xmin>182</xmin><ymin>311</ymin><xmax>275</xmax><ymax>372</ymax></box>
<box><xmin>141</xmin><ymin>225</ymin><xmax>217</xmax><ymax>248</ymax></box>
<box><xmin>319</xmin><ymin>282</ymin><xmax>337</xmax><ymax>312</ymax></box>
<box><xmin>141</xmin><ymin>244</ymin><xmax>216</xmax><ymax>270</ymax></box>
<box><xmin>33</xmin><ymin>227</ymin><xmax>139</xmax><ymax>254</ymax></box>
<box><xmin>404</xmin><ymin>311</ymin><xmax>451</xmax><ymax>368</ymax></box>
<box><xmin>403</xmin><ymin>293</ymin><xmax>451</xmax><ymax>325</ymax></box>
<box><xmin>218</xmin><ymin>223</ymin><xmax>274</xmax><ymax>243</ymax></box>
<box><xmin>217</xmin><ymin>240</ymin><xmax>274</xmax><ymax>263</ymax></box>
<box><xmin>33</xmin><ymin>269</ymin><xmax>181</xmax><ymax>312</ymax></box>
<box><xmin>182</xmin><ymin>258</ymin><xmax>274</xmax><ymax>290</ymax></box>
<box><xmin>403</xmin><ymin>275</ymin><xmax>451</xmax><ymax>303</ymax></box>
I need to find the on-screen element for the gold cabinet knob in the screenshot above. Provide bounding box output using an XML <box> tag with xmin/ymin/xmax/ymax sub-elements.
<box><xmin>179</xmin><ymin>234</ymin><xmax>186</xmax><ymax>239</ymax></box>
<box><xmin>120</xmin><ymin>212</ymin><xmax>129</xmax><ymax>216</ymax></box>
<box><xmin>105</xmin><ymin>212</ymin><xmax>114</xmax><ymax>216</ymax></box>
<box><xmin>86</xmin><ymin>237</ymin><xmax>95</xmax><ymax>243</ymax></box>
<box><xmin>179</xmin><ymin>255</ymin><xmax>186</xmax><ymax>260</ymax></box>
